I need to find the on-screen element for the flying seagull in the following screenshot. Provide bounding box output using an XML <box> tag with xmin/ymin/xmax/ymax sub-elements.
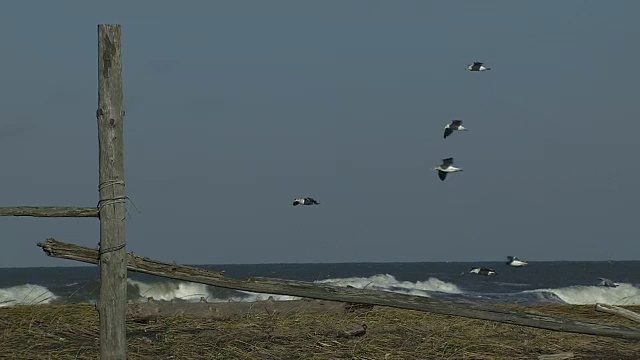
<box><xmin>470</xmin><ymin>267</ymin><xmax>497</xmax><ymax>276</ymax></box>
<box><xmin>506</xmin><ymin>256</ymin><xmax>529</xmax><ymax>267</ymax></box>
<box><xmin>597</xmin><ymin>278</ymin><xmax>619</xmax><ymax>288</ymax></box>
<box><xmin>444</xmin><ymin>119</ymin><xmax>467</xmax><ymax>139</ymax></box>
<box><xmin>293</xmin><ymin>197</ymin><xmax>320</xmax><ymax>206</ymax></box>
<box><xmin>466</xmin><ymin>62</ymin><xmax>491</xmax><ymax>71</ymax></box>
<box><xmin>433</xmin><ymin>157</ymin><xmax>463</xmax><ymax>181</ymax></box>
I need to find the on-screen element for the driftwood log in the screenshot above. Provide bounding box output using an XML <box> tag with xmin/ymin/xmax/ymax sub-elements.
<box><xmin>595</xmin><ymin>303</ymin><xmax>640</xmax><ymax>324</ymax></box>
<box><xmin>127</xmin><ymin>298</ymin><xmax>348</xmax><ymax>321</ymax></box>
<box><xmin>38</xmin><ymin>238</ymin><xmax>640</xmax><ymax>340</ymax></box>
<box><xmin>0</xmin><ymin>206</ymin><xmax>99</xmax><ymax>218</ymax></box>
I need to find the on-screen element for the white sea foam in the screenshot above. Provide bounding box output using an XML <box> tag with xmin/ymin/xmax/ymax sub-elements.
<box><xmin>0</xmin><ymin>284</ymin><xmax>58</xmax><ymax>307</ymax></box>
<box><xmin>317</xmin><ymin>274</ymin><xmax>463</xmax><ymax>297</ymax></box>
<box><xmin>128</xmin><ymin>279</ymin><xmax>216</xmax><ymax>302</ymax></box>
<box><xmin>525</xmin><ymin>283</ymin><xmax>640</xmax><ymax>305</ymax></box>
<box><xmin>128</xmin><ymin>279</ymin><xmax>299</xmax><ymax>303</ymax></box>
<box><xmin>126</xmin><ymin>274</ymin><xmax>461</xmax><ymax>303</ymax></box>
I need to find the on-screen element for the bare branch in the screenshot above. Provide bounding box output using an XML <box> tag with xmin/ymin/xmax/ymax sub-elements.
<box><xmin>38</xmin><ymin>238</ymin><xmax>640</xmax><ymax>341</ymax></box>
<box><xmin>0</xmin><ymin>207</ymin><xmax>99</xmax><ymax>218</ymax></box>
<box><xmin>595</xmin><ymin>303</ymin><xmax>640</xmax><ymax>324</ymax></box>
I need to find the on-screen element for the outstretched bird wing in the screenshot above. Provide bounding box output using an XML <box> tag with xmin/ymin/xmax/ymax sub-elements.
<box><xmin>307</xmin><ymin>197</ymin><xmax>319</xmax><ymax>204</ymax></box>
<box><xmin>440</xmin><ymin>157</ymin><xmax>454</xmax><ymax>168</ymax></box>
<box><xmin>437</xmin><ymin>170</ymin><xmax>447</xmax><ymax>181</ymax></box>
<box><xmin>443</xmin><ymin>127</ymin><xmax>453</xmax><ymax>139</ymax></box>
<box><xmin>451</xmin><ymin>119</ymin><xmax>463</xmax><ymax>127</ymax></box>
<box><xmin>473</xmin><ymin>62</ymin><xmax>483</xmax><ymax>66</ymax></box>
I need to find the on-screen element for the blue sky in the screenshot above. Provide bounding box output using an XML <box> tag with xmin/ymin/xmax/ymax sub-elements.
<box><xmin>1</xmin><ymin>1</ymin><xmax>639</xmax><ymax>267</ymax></box>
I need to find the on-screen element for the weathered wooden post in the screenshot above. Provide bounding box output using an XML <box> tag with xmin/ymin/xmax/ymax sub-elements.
<box><xmin>97</xmin><ymin>24</ymin><xmax>127</xmax><ymax>359</ymax></box>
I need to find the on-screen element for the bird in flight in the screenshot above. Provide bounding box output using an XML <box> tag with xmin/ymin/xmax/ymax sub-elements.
<box><xmin>466</xmin><ymin>61</ymin><xmax>491</xmax><ymax>71</ymax></box>
<box><xmin>444</xmin><ymin>119</ymin><xmax>468</xmax><ymax>139</ymax></box>
<box><xmin>433</xmin><ymin>157</ymin><xmax>463</xmax><ymax>181</ymax></box>
<box><xmin>293</xmin><ymin>197</ymin><xmax>320</xmax><ymax>206</ymax></box>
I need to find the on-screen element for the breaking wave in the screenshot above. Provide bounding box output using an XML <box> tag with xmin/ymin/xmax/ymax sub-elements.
<box><xmin>126</xmin><ymin>274</ymin><xmax>461</xmax><ymax>303</ymax></box>
<box><xmin>0</xmin><ymin>284</ymin><xmax>58</xmax><ymax>307</ymax></box>
<box><xmin>4</xmin><ymin>275</ymin><xmax>637</xmax><ymax>307</ymax></box>
<box><xmin>524</xmin><ymin>283</ymin><xmax>640</xmax><ymax>305</ymax></box>
<box><xmin>127</xmin><ymin>279</ymin><xmax>298</xmax><ymax>303</ymax></box>
<box><xmin>317</xmin><ymin>274</ymin><xmax>462</xmax><ymax>297</ymax></box>
<box><xmin>128</xmin><ymin>279</ymin><xmax>215</xmax><ymax>302</ymax></box>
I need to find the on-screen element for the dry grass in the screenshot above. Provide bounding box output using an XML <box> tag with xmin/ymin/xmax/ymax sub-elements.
<box><xmin>1</xmin><ymin>302</ymin><xmax>640</xmax><ymax>359</ymax></box>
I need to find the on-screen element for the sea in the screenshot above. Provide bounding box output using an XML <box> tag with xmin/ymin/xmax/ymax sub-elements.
<box><xmin>1</xmin><ymin>261</ymin><xmax>639</xmax><ymax>308</ymax></box>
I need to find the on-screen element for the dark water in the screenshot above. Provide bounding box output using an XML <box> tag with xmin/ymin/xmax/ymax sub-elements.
<box><xmin>1</xmin><ymin>261</ymin><xmax>639</xmax><ymax>307</ymax></box>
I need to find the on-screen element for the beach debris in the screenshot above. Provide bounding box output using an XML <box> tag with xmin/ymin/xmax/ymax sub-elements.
<box><xmin>344</xmin><ymin>302</ymin><xmax>375</xmax><ymax>312</ymax></box>
<box><xmin>45</xmin><ymin>332</ymin><xmax>67</xmax><ymax>342</ymax></box>
<box><xmin>127</xmin><ymin>299</ymin><xmax>347</xmax><ymax>321</ymax></box>
<box><xmin>337</xmin><ymin>324</ymin><xmax>367</xmax><ymax>338</ymax></box>
<box><xmin>537</xmin><ymin>352</ymin><xmax>575</xmax><ymax>360</ymax></box>
<box><xmin>595</xmin><ymin>303</ymin><xmax>640</xmax><ymax>324</ymax></box>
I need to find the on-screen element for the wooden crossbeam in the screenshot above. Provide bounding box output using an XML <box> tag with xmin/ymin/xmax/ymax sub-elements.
<box><xmin>0</xmin><ymin>206</ymin><xmax>99</xmax><ymax>218</ymax></box>
<box><xmin>38</xmin><ymin>238</ymin><xmax>640</xmax><ymax>341</ymax></box>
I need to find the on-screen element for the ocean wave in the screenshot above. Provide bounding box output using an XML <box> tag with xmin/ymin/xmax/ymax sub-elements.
<box><xmin>128</xmin><ymin>279</ymin><xmax>214</xmax><ymax>302</ymax></box>
<box><xmin>127</xmin><ymin>279</ymin><xmax>298</xmax><ymax>303</ymax></box>
<box><xmin>524</xmin><ymin>283</ymin><xmax>640</xmax><ymax>305</ymax></box>
<box><xmin>10</xmin><ymin>276</ymin><xmax>636</xmax><ymax>307</ymax></box>
<box><xmin>492</xmin><ymin>281</ymin><xmax>532</xmax><ymax>288</ymax></box>
<box><xmin>127</xmin><ymin>274</ymin><xmax>462</xmax><ymax>303</ymax></box>
<box><xmin>316</xmin><ymin>274</ymin><xmax>462</xmax><ymax>297</ymax></box>
<box><xmin>0</xmin><ymin>284</ymin><xmax>58</xmax><ymax>307</ymax></box>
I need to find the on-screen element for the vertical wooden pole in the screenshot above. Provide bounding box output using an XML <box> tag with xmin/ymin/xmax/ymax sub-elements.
<box><xmin>97</xmin><ymin>24</ymin><xmax>127</xmax><ymax>360</ymax></box>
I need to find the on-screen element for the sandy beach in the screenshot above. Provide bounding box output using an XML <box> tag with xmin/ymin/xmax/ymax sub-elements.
<box><xmin>1</xmin><ymin>300</ymin><xmax>640</xmax><ymax>359</ymax></box>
